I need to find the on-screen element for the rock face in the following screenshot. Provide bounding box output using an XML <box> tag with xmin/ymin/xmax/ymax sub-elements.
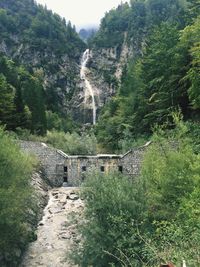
<box><xmin>0</xmin><ymin>0</ymin><xmax>86</xmax><ymax>122</ymax></box>
<box><xmin>73</xmin><ymin>33</ymin><xmax>134</xmax><ymax>122</ymax></box>
<box><xmin>0</xmin><ymin>0</ymin><xmax>135</xmax><ymax>125</ymax></box>
<box><xmin>20</xmin><ymin>187</ymin><xmax>83</xmax><ymax>267</ymax></box>
<box><xmin>0</xmin><ymin>38</ymin><xmax>82</xmax><ymax>116</ymax></box>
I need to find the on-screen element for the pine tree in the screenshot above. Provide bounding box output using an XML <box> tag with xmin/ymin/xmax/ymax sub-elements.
<box><xmin>21</xmin><ymin>74</ymin><xmax>47</xmax><ymax>135</ymax></box>
<box><xmin>0</xmin><ymin>74</ymin><xmax>15</xmax><ymax>129</ymax></box>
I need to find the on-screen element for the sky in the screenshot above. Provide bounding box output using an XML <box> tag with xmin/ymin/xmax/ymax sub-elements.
<box><xmin>35</xmin><ymin>0</ymin><xmax>128</xmax><ymax>30</ymax></box>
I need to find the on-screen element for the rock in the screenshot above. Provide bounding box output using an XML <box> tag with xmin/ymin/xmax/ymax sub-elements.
<box><xmin>59</xmin><ymin>232</ymin><xmax>71</xmax><ymax>240</ymax></box>
<box><xmin>60</xmin><ymin>221</ymin><xmax>69</xmax><ymax>229</ymax></box>
<box><xmin>59</xmin><ymin>196</ymin><xmax>67</xmax><ymax>204</ymax></box>
<box><xmin>48</xmin><ymin>208</ymin><xmax>52</xmax><ymax>214</ymax></box>
<box><xmin>20</xmin><ymin>188</ymin><xmax>83</xmax><ymax>267</ymax></box>
<box><xmin>68</xmin><ymin>193</ymin><xmax>79</xmax><ymax>201</ymax></box>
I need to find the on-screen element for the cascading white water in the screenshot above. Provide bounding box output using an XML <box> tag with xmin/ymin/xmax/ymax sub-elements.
<box><xmin>80</xmin><ymin>49</ymin><xmax>96</xmax><ymax>125</ymax></box>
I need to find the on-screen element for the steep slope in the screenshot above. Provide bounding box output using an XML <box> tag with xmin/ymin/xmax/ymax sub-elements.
<box><xmin>88</xmin><ymin>0</ymin><xmax>200</xmax><ymax>150</ymax></box>
<box><xmin>0</xmin><ymin>0</ymin><xmax>86</xmax><ymax>121</ymax></box>
<box><xmin>88</xmin><ymin>0</ymin><xmax>187</xmax><ymax>100</ymax></box>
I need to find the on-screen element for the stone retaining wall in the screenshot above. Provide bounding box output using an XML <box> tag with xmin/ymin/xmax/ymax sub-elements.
<box><xmin>18</xmin><ymin>141</ymin><xmax>66</xmax><ymax>187</ymax></box>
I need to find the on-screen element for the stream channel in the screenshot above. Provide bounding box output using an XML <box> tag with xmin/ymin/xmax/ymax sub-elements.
<box><xmin>21</xmin><ymin>187</ymin><xmax>83</xmax><ymax>267</ymax></box>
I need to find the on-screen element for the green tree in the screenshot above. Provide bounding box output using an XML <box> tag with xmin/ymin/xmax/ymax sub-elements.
<box><xmin>138</xmin><ymin>23</ymin><xmax>189</xmax><ymax>131</ymax></box>
<box><xmin>0</xmin><ymin>74</ymin><xmax>15</xmax><ymax>129</ymax></box>
<box><xmin>0</xmin><ymin>128</ymin><xmax>36</xmax><ymax>266</ymax></box>
<box><xmin>22</xmin><ymin>75</ymin><xmax>47</xmax><ymax>135</ymax></box>
<box><xmin>180</xmin><ymin>17</ymin><xmax>200</xmax><ymax>109</ymax></box>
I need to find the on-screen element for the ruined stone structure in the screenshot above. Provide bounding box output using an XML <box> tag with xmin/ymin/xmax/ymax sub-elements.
<box><xmin>64</xmin><ymin>142</ymin><xmax>151</xmax><ymax>186</ymax></box>
<box><xmin>19</xmin><ymin>140</ymin><xmax>151</xmax><ymax>187</ymax></box>
<box><xmin>19</xmin><ymin>141</ymin><xmax>66</xmax><ymax>187</ymax></box>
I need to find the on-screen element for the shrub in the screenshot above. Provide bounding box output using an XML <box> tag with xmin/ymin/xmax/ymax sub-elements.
<box><xmin>0</xmin><ymin>127</ymin><xmax>36</xmax><ymax>266</ymax></box>
<box><xmin>71</xmin><ymin>172</ymin><xmax>146</xmax><ymax>267</ymax></box>
<box><xmin>46</xmin><ymin>130</ymin><xmax>97</xmax><ymax>155</ymax></box>
<box><xmin>72</xmin><ymin>116</ymin><xmax>200</xmax><ymax>267</ymax></box>
<box><xmin>139</xmin><ymin>117</ymin><xmax>200</xmax><ymax>266</ymax></box>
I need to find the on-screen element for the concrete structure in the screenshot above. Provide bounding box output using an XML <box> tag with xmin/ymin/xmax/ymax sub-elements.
<box><xmin>19</xmin><ymin>140</ymin><xmax>151</xmax><ymax>187</ymax></box>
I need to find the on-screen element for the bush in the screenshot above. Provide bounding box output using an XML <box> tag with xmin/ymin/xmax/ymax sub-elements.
<box><xmin>46</xmin><ymin>130</ymin><xmax>97</xmax><ymax>155</ymax></box>
<box><xmin>139</xmin><ymin>117</ymin><xmax>200</xmax><ymax>266</ymax></box>
<box><xmin>72</xmin><ymin>116</ymin><xmax>200</xmax><ymax>267</ymax></box>
<box><xmin>0</xmin><ymin>127</ymin><xmax>36</xmax><ymax>266</ymax></box>
<box><xmin>71</xmin><ymin>172</ymin><xmax>146</xmax><ymax>267</ymax></box>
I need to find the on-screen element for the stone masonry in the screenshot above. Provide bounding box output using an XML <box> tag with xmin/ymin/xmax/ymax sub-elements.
<box><xmin>64</xmin><ymin>141</ymin><xmax>151</xmax><ymax>186</ymax></box>
<box><xmin>19</xmin><ymin>140</ymin><xmax>151</xmax><ymax>187</ymax></box>
<box><xmin>19</xmin><ymin>141</ymin><xmax>67</xmax><ymax>187</ymax></box>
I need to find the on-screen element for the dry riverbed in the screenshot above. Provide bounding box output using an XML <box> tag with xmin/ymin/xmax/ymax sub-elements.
<box><xmin>21</xmin><ymin>187</ymin><xmax>83</xmax><ymax>267</ymax></box>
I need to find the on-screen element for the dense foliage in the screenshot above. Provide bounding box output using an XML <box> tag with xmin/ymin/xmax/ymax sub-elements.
<box><xmin>44</xmin><ymin>130</ymin><xmax>97</xmax><ymax>155</ymax></box>
<box><xmin>72</xmin><ymin>118</ymin><xmax>200</xmax><ymax>266</ymax></box>
<box><xmin>92</xmin><ymin>0</ymin><xmax>187</xmax><ymax>49</ymax></box>
<box><xmin>0</xmin><ymin>128</ymin><xmax>37</xmax><ymax>266</ymax></box>
<box><xmin>13</xmin><ymin>128</ymin><xmax>98</xmax><ymax>155</ymax></box>
<box><xmin>94</xmin><ymin>0</ymin><xmax>200</xmax><ymax>151</ymax></box>
<box><xmin>0</xmin><ymin>0</ymin><xmax>85</xmax><ymax>58</ymax></box>
<box><xmin>0</xmin><ymin>54</ymin><xmax>47</xmax><ymax>134</ymax></box>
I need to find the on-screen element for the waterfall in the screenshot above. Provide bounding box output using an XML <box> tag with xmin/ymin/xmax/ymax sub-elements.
<box><xmin>80</xmin><ymin>49</ymin><xmax>96</xmax><ymax>125</ymax></box>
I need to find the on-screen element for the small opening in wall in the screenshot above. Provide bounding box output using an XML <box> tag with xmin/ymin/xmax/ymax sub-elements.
<box><xmin>82</xmin><ymin>166</ymin><xmax>86</xmax><ymax>172</ymax></box>
<box><xmin>64</xmin><ymin>166</ymin><xmax>68</xmax><ymax>172</ymax></box>
<box><xmin>100</xmin><ymin>166</ymin><xmax>105</xmax><ymax>172</ymax></box>
<box><xmin>118</xmin><ymin>166</ymin><xmax>123</xmax><ymax>173</ymax></box>
<box><xmin>63</xmin><ymin>176</ymin><xmax>68</xmax><ymax>183</ymax></box>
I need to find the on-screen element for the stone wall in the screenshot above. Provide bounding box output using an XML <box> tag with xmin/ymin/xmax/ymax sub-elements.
<box><xmin>120</xmin><ymin>148</ymin><xmax>145</xmax><ymax>177</ymax></box>
<box><xmin>65</xmin><ymin>155</ymin><xmax>122</xmax><ymax>186</ymax></box>
<box><xmin>19</xmin><ymin>141</ymin><xmax>66</xmax><ymax>187</ymax></box>
<box><xmin>19</xmin><ymin>141</ymin><xmax>151</xmax><ymax>187</ymax></box>
<box><xmin>64</xmin><ymin>142</ymin><xmax>151</xmax><ymax>186</ymax></box>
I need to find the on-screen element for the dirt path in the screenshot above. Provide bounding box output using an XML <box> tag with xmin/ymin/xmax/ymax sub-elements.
<box><xmin>21</xmin><ymin>187</ymin><xmax>83</xmax><ymax>267</ymax></box>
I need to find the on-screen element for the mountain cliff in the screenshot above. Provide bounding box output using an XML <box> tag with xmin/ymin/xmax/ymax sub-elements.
<box><xmin>0</xmin><ymin>0</ymin><xmax>86</xmax><ymax>128</ymax></box>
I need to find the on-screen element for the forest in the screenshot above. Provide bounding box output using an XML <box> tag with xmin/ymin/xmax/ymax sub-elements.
<box><xmin>94</xmin><ymin>0</ymin><xmax>200</xmax><ymax>151</ymax></box>
<box><xmin>0</xmin><ymin>0</ymin><xmax>200</xmax><ymax>266</ymax></box>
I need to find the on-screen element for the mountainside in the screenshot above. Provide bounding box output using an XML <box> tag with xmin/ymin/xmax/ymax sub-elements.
<box><xmin>89</xmin><ymin>0</ymin><xmax>200</xmax><ymax>150</ymax></box>
<box><xmin>0</xmin><ymin>0</ymin><xmax>86</xmax><ymax>129</ymax></box>
<box><xmin>89</xmin><ymin>0</ymin><xmax>187</xmax><ymax>91</ymax></box>
<box><xmin>83</xmin><ymin>0</ymin><xmax>188</xmax><ymax>123</ymax></box>
<box><xmin>0</xmin><ymin>0</ymin><xmax>199</xmax><ymax>139</ymax></box>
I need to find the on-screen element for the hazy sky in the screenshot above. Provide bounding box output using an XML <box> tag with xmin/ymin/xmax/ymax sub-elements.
<box><xmin>35</xmin><ymin>0</ymin><xmax>128</xmax><ymax>30</ymax></box>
